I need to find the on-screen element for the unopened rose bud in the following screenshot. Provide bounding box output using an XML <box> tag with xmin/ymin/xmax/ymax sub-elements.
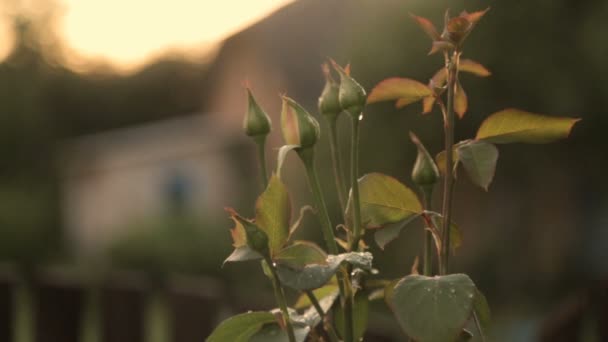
<box><xmin>318</xmin><ymin>64</ymin><xmax>342</xmax><ymax>120</ymax></box>
<box><xmin>332</xmin><ymin>61</ymin><xmax>366</xmax><ymax>116</ymax></box>
<box><xmin>281</xmin><ymin>96</ymin><xmax>321</xmax><ymax>149</ymax></box>
<box><xmin>410</xmin><ymin>132</ymin><xmax>440</xmax><ymax>187</ymax></box>
<box><xmin>243</xmin><ymin>88</ymin><xmax>272</xmax><ymax>137</ymax></box>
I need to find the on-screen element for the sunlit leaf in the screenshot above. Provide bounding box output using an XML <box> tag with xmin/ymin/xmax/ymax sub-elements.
<box><xmin>422</xmin><ymin>96</ymin><xmax>436</xmax><ymax>114</ymax></box>
<box><xmin>334</xmin><ymin>291</ymin><xmax>369</xmax><ymax>341</ymax></box>
<box><xmin>476</xmin><ymin>109</ymin><xmax>580</xmax><ymax>144</ymax></box>
<box><xmin>457</xmin><ymin>141</ymin><xmax>499</xmax><ymax>190</ymax></box>
<box><xmin>368</xmin><ymin>78</ymin><xmax>432</xmax><ymax>106</ymax></box>
<box><xmin>255</xmin><ymin>175</ymin><xmax>291</xmax><ymax>256</ymax></box>
<box><xmin>374</xmin><ymin>214</ymin><xmax>421</xmax><ymax>250</ymax></box>
<box><xmin>229</xmin><ymin>216</ymin><xmax>247</xmax><ymax>248</ymax></box>
<box><xmin>351</xmin><ymin>173</ymin><xmax>422</xmax><ymax>228</ymax></box>
<box><xmin>207</xmin><ymin>311</ymin><xmax>275</xmax><ymax>342</ymax></box>
<box><xmin>455</xmin><ymin>80</ymin><xmax>468</xmax><ymax>118</ymax></box>
<box><xmin>459</xmin><ymin>59</ymin><xmax>491</xmax><ymax>77</ymax></box>
<box><xmin>294</xmin><ymin>284</ymin><xmax>339</xmax><ymax>309</ymax></box>
<box><xmin>276</xmin><ymin>252</ymin><xmax>372</xmax><ymax>290</ymax></box>
<box><xmin>410</xmin><ymin>14</ymin><xmax>440</xmax><ymax>41</ymax></box>
<box><xmin>388</xmin><ymin>274</ymin><xmax>477</xmax><ymax>342</ymax></box>
<box><xmin>275</xmin><ymin>241</ymin><xmax>327</xmax><ymax>270</ymax></box>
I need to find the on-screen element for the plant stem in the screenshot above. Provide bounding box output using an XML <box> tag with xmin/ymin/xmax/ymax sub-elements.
<box><xmin>440</xmin><ymin>52</ymin><xmax>458</xmax><ymax>275</ymax></box>
<box><xmin>255</xmin><ymin>135</ymin><xmax>269</xmax><ymax>188</ymax></box>
<box><xmin>349</xmin><ymin>117</ymin><xmax>363</xmax><ymax>250</ymax></box>
<box><xmin>298</xmin><ymin>148</ymin><xmax>353</xmax><ymax>342</ymax></box>
<box><xmin>422</xmin><ymin>191</ymin><xmax>433</xmax><ymax>276</ymax></box>
<box><xmin>305</xmin><ymin>290</ymin><xmax>340</xmax><ymax>342</ymax></box>
<box><xmin>328</xmin><ymin>118</ymin><xmax>348</xmax><ymax>220</ymax></box>
<box><xmin>299</xmin><ymin>148</ymin><xmax>339</xmax><ymax>255</ymax></box>
<box><xmin>267</xmin><ymin>258</ymin><xmax>296</xmax><ymax>342</ymax></box>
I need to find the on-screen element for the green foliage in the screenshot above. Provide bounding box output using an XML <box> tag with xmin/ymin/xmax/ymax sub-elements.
<box><xmin>207</xmin><ymin>312</ymin><xmax>276</xmax><ymax>342</ymax></box>
<box><xmin>276</xmin><ymin>252</ymin><xmax>372</xmax><ymax>291</ymax></box>
<box><xmin>210</xmin><ymin>6</ymin><xmax>581</xmax><ymax>342</ymax></box>
<box><xmin>476</xmin><ymin>109</ymin><xmax>580</xmax><ymax>144</ymax></box>
<box><xmin>387</xmin><ymin>274</ymin><xmax>477</xmax><ymax>342</ymax></box>
<box><xmin>350</xmin><ymin>172</ymin><xmax>422</xmax><ymax>228</ymax></box>
<box><xmin>457</xmin><ymin>141</ymin><xmax>499</xmax><ymax>190</ymax></box>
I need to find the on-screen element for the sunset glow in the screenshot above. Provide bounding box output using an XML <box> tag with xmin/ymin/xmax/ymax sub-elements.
<box><xmin>0</xmin><ymin>0</ymin><xmax>293</xmax><ymax>71</ymax></box>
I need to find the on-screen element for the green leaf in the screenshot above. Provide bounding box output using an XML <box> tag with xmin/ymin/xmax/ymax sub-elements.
<box><xmin>457</xmin><ymin>141</ymin><xmax>499</xmax><ymax>190</ymax></box>
<box><xmin>374</xmin><ymin>214</ymin><xmax>421</xmax><ymax>250</ymax></box>
<box><xmin>388</xmin><ymin>274</ymin><xmax>477</xmax><ymax>342</ymax></box>
<box><xmin>294</xmin><ymin>284</ymin><xmax>339</xmax><ymax>309</ymax></box>
<box><xmin>255</xmin><ymin>175</ymin><xmax>291</xmax><ymax>256</ymax></box>
<box><xmin>473</xmin><ymin>289</ymin><xmax>491</xmax><ymax>338</ymax></box>
<box><xmin>223</xmin><ymin>216</ymin><xmax>264</xmax><ymax>265</ymax></box>
<box><xmin>249</xmin><ymin>322</ymin><xmax>310</xmax><ymax>342</ymax></box>
<box><xmin>206</xmin><ymin>311</ymin><xmax>275</xmax><ymax>342</ymax></box>
<box><xmin>334</xmin><ymin>291</ymin><xmax>369</xmax><ymax>341</ymax></box>
<box><xmin>476</xmin><ymin>109</ymin><xmax>580</xmax><ymax>144</ymax></box>
<box><xmin>367</xmin><ymin>78</ymin><xmax>433</xmax><ymax>106</ymax></box>
<box><xmin>352</xmin><ymin>173</ymin><xmax>422</xmax><ymax>228</ymax></box>
<box><xmin>230</xmin><ymin>213</ymin><xmax>270</xmax><ymax>257</ymax></box>
<box><xmin>274</xmin><ymin>241</ymin><xmax>327</xmax><ymax>270</ymax></box>
<box><xmin>276</xmin><ymin>252</ymin><xmax>372</xmax><ymax>290</ymax></box>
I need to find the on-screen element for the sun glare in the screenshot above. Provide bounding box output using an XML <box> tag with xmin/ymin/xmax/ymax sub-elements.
<box><xmin>2</xmin><ymin>0</ymin><xmax>293</xmax><ymax>71</ymax></box>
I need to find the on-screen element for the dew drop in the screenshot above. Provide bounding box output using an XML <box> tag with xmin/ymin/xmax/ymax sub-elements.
<box><xmin>272</xmin><ymin>262</ymin><xmax>277</xmax><ymax>267</ymax></box>
<box><xmin>358</xmin><ymin>114</ymin><xmax>363</xmax><ymax>121</ymax></box>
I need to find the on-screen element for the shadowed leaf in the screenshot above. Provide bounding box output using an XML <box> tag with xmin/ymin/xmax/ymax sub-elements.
<box><xmin>368</xmin><ymin>78</ymin><xmax>432</xmax><ymax>105</ymax></box>
<box><xmin>255</xmin><ymin>175</ymin><xmax>291</xmax><ymax>256</ymax></box>
<box><xmin>457</xmin><ymin>141</ymin><xmax>499</xmax><ymax>190</ymax></box>
<box><xmin>388</xmin><ymin>274</ymin><xmax>477</xmax><ymax>342</ymax></box>
<box><xmin>276</xmin><ymin>252</ymin><xmax>372</xmax><ymax>290</ymax></box>
<box><xmin>335</xmin><ymin>291</ymin><xmax>369</xmax><ymax>341</ymax></box>
<box><xmin>476</xmin><ymin>109</ymin><xmax>580</xmax><ymax>144</ymax></box>
<box><xmin>374</xmin><ymin>214</ymin><xmax>421</xmax><ymax>250</ymax></box>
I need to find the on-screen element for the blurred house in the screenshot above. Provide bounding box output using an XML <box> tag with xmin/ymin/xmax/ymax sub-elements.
<box><xmin>59</xmin><ymin>114</ymin><xmax>243</xmax><ymax>256</ymax></box>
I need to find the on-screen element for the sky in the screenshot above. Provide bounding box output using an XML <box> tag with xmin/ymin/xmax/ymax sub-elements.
<box><xmin>0</xmin><ymin>0</ymin><xmax>293</xmax><ymax>72</ymax></box>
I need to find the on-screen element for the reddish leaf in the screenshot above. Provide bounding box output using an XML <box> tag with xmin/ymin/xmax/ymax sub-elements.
<box><xmin>460</xmin><ymin>59</ymin><xmax>491</xmax><ymax>77</ymax></box>
<box><xmin>429</xmin><ymin>40</ymin><xmax>454</xmax><ymax>55</ymax></box>
<box><xmin>410</xmin><ymin>13</ymin><xmax>440</xmax><ymax>41</ymax></box>
<box><xmin>422</xmin><ymin>96</ymin><xmax>436</xmax><ymax>114</ymax></box>
<box><xmin>462</xmin><ymin>8</ymin><xmax>490</xmax><ymax>25</ymax></box>
<box><xmin>454</xmin><ymin>80</ymin><xmax>468</xmax><ymax>118</ymax></box>
<box><xmin>368</xmin><ymin>78</ymin><xmax>432</xmax><ymax>105</ymax></box>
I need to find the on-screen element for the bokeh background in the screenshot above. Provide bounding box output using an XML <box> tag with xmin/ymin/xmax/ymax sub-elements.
<box><xmin>0</xmin><ymin>0</ymin><xmax>606</xmax><ymax>341</ymax></box>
